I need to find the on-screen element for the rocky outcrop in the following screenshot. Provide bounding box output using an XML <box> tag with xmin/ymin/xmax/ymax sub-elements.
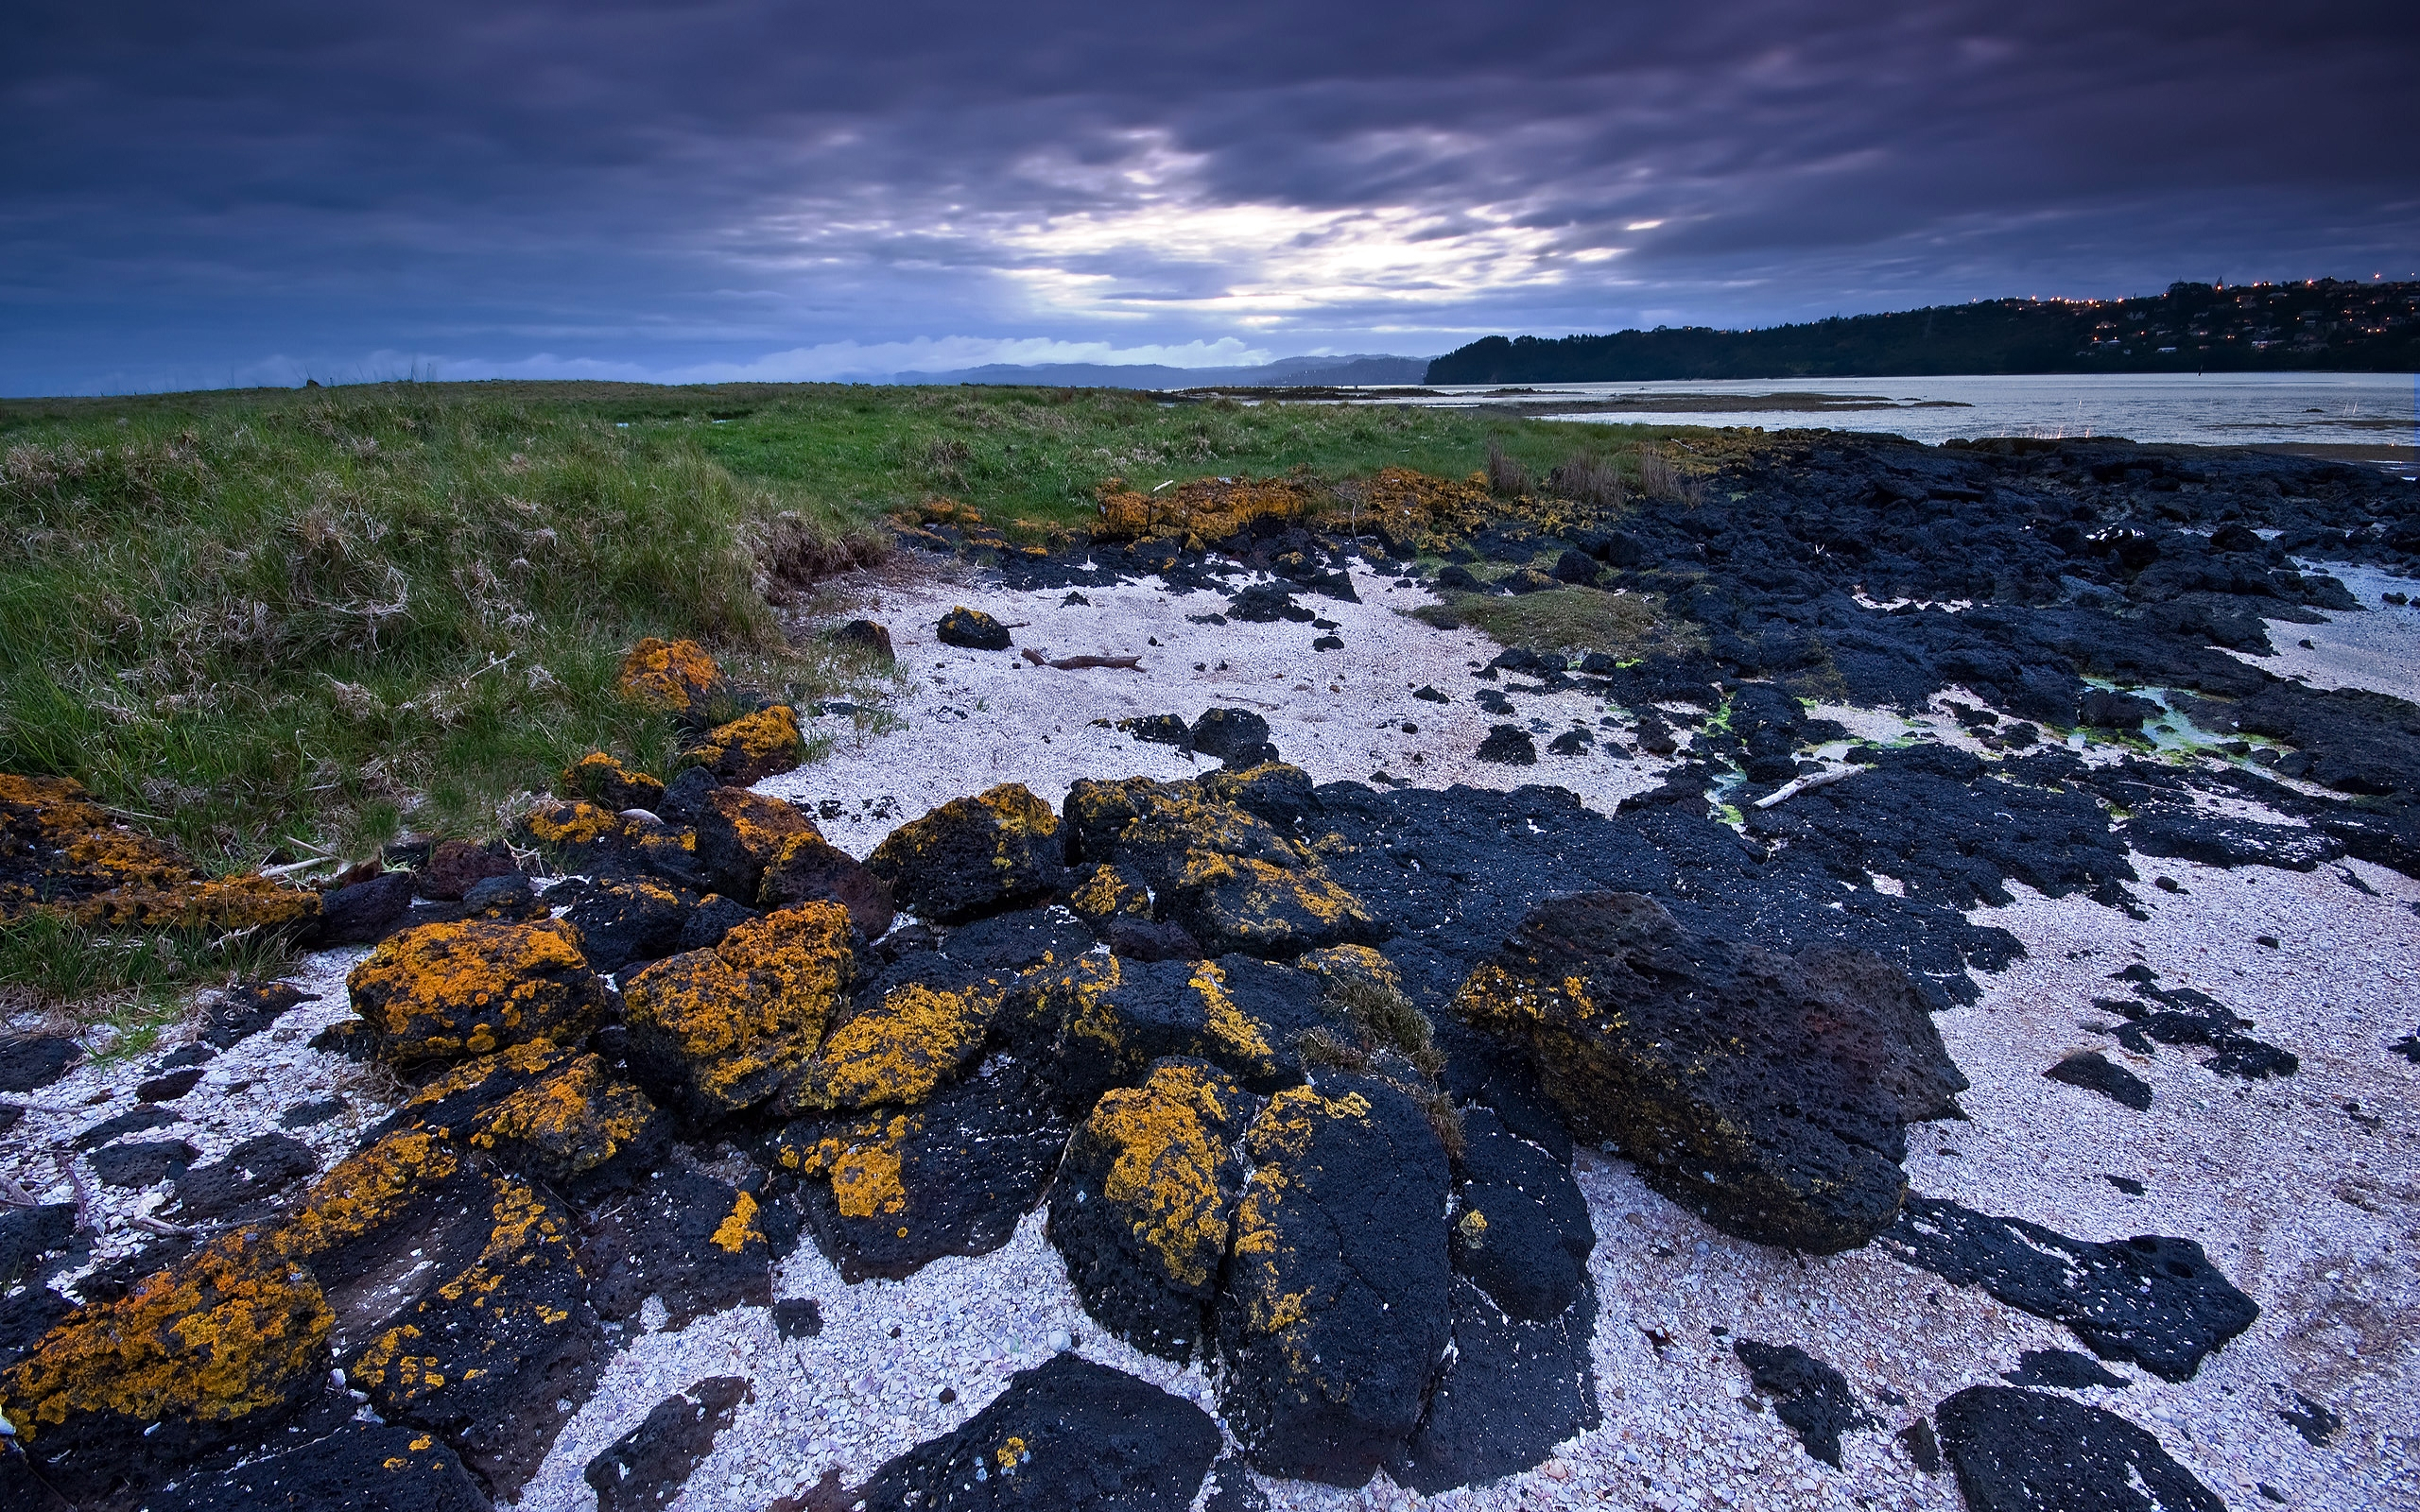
<box><xmin>0</xmin><ymin>772</ymin><xmax>320</xmax><ymax>934</ymax></box>
<box><xmin>345</xmin><ymin>918</ymin><xmax>612</xmax><ymax>1065</ymax></box>
<box><xmin>622</xmin><ymin>902</ymin><xmax>855</xmax><ymax>1122</ymax></box>
<box><xmin>1217</xmin><ymin>1077</ymin><xmax>1454</xmax><ymax>1486</ymax></box>
<box><xmin>560</xmin><ymin>751</ymin><xmax>666</xmax><ymax>813</ymax></box>
<box><xmin>685</xmin><ymin>704</ymin><xmax>804</xmax><ymax>784</ymax></box>
<box><xmin>1453</xmin><ymin>892</ymin><xmax>1967</xmax><ymax>1252</ymax></box>
<box><xmin>1934</xmin><ymin>1386</ymin><xmax>2223</xmax><ymax>1512</ymax></box>
<box><xmin>866</xmin><ymin>782</ymin><xmax>1063</xmax><ymax>923</ymax></box>
<box><xmin>618</xmin><ymin>637</ymin><xmax>726</xmax><ymax>718</ymax></box>
<box><xmin>1047</xmin><ymin>1057</ymin><xmax>1254</xmax><ymax>1362</ymax></box>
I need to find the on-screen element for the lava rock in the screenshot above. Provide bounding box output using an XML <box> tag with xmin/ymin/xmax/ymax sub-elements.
<box><xmin>1015</xmin><ymin>954</ymin><xmax>1326</xmax><ymax>1105</ymax></box>
<box><xmin>316</xmin><ymin>871</ymin><xmax>417</xmax><ymax>946</ymax></box>
<box><xmin>1477</xmin><ymin>725</ymin><xmax>1537</xmax><ymax>765</ymax></box>
<box><xmin>1228</xmin><ymin>582</ymin><xmax>1316</xmax><ymax>624</ymax></box>
<box><xmin>1106</xmin><ymin>918</ymin><xmax>1206</xmax><ymax>962</ymax></box>
<box><xmin>622</xmin><ymin>902</ymin><xmax>855</xmax><ymax>1121</ymax></box>
<box><xmin>851</xmin><ymin>1352</ymin><xmax>1220</xmax><ymax>1511</ymax></box>
<box><xmin>691</xmin><ymin>786</ymin><xmax>821</xmax><ymax>901</ymax></box>
<box><xmin>91</xmin><ymin>1139</ymin><xmax>199</xmax><ymax>1187</ymax></box>
<box><xmin>0</xmin><ymin>1204</ymin><xmax>76</xmax><ymax>1289</ymax></box>
<box><xmin>1935</xmin><ymin>1386</ymin><xmax>2222</xmax><ymax>1512</ymax></box>
<box><xmin>1733</xmin><ymin>1340</ymin><xmax>1876</xmax><ymax>1467</ymax></box>
<box><xmin>346</xmin><ymin>917</ymin><xmax>612</xmax><ymax>1066</ymax></box>
<box><xmin>1048</xmin><ymin>1058</ymin><xmax>1254</xmax><ymax>1362</ymax></box>
<box><xmin>760</xmin><ymin>830</ymin><xmax>895</xmax><ymax>938</ymax></box>
<box><xmin>685</xmin><ymin>704</ymin><xmax>805</xmax><ymax>785</ymax></box>
<box><xmin>675</xmin><ymin>892</ymin><xmax>759</xmax><ymax>953</ymax></box>
<box><xmin>141</xmin><ymin>1418</ymin><xmax>491</xmax><ymax>1512</ymax></box>
<box><xmin>1190</xmin><ymin>708</ymin><xmax>1281</xmax><ymax>768</ymax></box>
<box><xmin>772</xmin><ymin>1298</ymin><xmax>824</xmax><ymax>1339</ymax></box>
<box><xmin>1392</xmin><ymin>1277</ymin><xmax>1599</xmax><ymax>1494</ymax></box>
<box><xmin>134</xmin><ymin>1066</ymin><xmax>203</xmax><ymax>1102</ymax></box>
<box><xmin>560</xmin><ymin>751</ymin><xmax>669</xmax><ymax>813</ymax></box>
<box><xmin>2004</xmin><ymin>1349</ymin><xmax>2131</xmax><ymax>1390</ymax></box>
<box><xmin>280</xmin><ymin>1096</ymin><xmax>348</xmax><ymax>1129</ymax></box>
<box><xmin>867</xmin><ymin>783</ymin><xmax>1064</xmax><ymax>924</ymax></box>
<box><xmin>619</xmin><ymin>637</ymin><xmax>727</xmax><ymax>719</ymax></box>
<box><xmin>416</xmin><ymin>838</ymin><xmax>520</xmax><ymax>901</ymax></box>
<box><xmin>2277</xmin><ymin>1391</ymin><xmax>2342</xmax><ymax>1447</ymax></box>
<box><xmin>73</xmin><ymin>1105</ymin><xmax>177</xmax><ymax>1149</ymax></box>
<box><xmin>1447</xmin><ymin>1108</ymin><xmax>1595</xmax><ymax>1321</ymax></box>
<box><xmin>562</xmin><ymin>878</ymin><xmax>693</xmax><ymax>975</ymax></box>
<box><xmin>938</xmin><ymin>606</ymin><xmax>1013</xmax><ymax>650</ymax></box>
<box><xmin>1882</xmin><ymin>1196</ymin><xmax>2257</xmax><ymax>1381</ymax></box>
<box><xmin>1218</xmin><ymin>1076</ymin><xmax>1453</xmax><ymax>1486</ymax></box>
<box><xmin>2045</xmin><ymin>1051</ymin><xmax>2153</xmax><ymax>1110</ymax></box>
<box><xmin>1413</xmin><ymin>686</ymin><xmax>1449</xmax><ymax>704</ymax></box>
<box><xmin>834</xmin><ymin>618</ymin><xmax>896</xmax><ymax>662</ymax></box>
<box><xmin>171</xmin><ymin>1132</ymin><xmax>318</xmax><ymax>1221</ymax></box>
<box><xmin>0</xmin><ymin>1036</ymin><xmax>78</xmax><ymax>1092</ymax></box>
<box><xmin>462</xmin><ymin>871</ymin><xmax>547</xmax><ymax>920</ymax></box>
<box><xmin>585</xmin><ymin>1377</ymin><xmax>752</xmax><ymax>1512</ymax></box>
<box><xmin>1454</xmin><ymin>893</ymin><xmax>1966</xmax><ymax>1252</ymax></box>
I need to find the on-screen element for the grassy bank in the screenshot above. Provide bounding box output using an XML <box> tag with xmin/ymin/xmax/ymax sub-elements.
<box><xmin>1</xmin><ymin>380</ymin><xmax>1698</xmax><ymax>874</ymax></box>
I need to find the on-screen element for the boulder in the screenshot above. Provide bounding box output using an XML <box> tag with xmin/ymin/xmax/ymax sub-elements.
<box><xmin>622</xmin><ymin>902</ymin><xmax>855</xmax><ymax>1121</ymax></box>
<box><xmin>415</xmin><ymin>838</ymin><xmax>519</xmax><ymax>902</ymax></box>
<box><xmin>1477</xmin><ymin>725</ymin><xmax>1537</xmax><ymax>765</ymax></box>
<box><xmin>1063</xmin><ymin>777</ymin><xmax>1377</xmax><ymax>958</ymax></box>
<box><xmin>585</xmin><ymin>1377</ymin><xmax>753</xmax><ymax>1512</ymax></box>
<box><xmin>618</xmin><ymin>637</ymin><xmax>724</xmax><ymax>717</ymax></box>
<box><xmin>586</xmin><ymin>1167</ymin><xmax>785</xmax><ymax>1328</ymax></box>
<box><xmin>849</xmin><ymin>1352</ymin><xmax>1220</xmax><ymax>1512</ymax></box>
<box><xmin>867</xmin><ymin>783</ymin><xmax>1063</xmax><ymax>923</ymax></box>
<box><xmin>1934</xmin><ymin>1386</ymin><xmax>2223</xmax><ymax>1512</ymax></box>
<box><xmin>1217</xmin><ymin>1077</ymin><xmax>1454</xmax><ymax>1485</ymax></box>
<box><xmin>315</xmin><ymin>871</ymin><xmax>415</xmax><ymax>946</ymax></box>
<box><xmin>691</xmin><ymin>786</ymin><xmax>821</xmax><ymax>901</ymax></box>
<box><xmin>1190</xmin><ymin>707</ymin><xmax>1280</xmax><ymax>767</ymax></box>
<box><xmin>1446</xmin><ymin>1108</ymin><xmax>1593</xmax><ymax>1322</ymax></box>
<box><xmin>1016</xmin><ymin>953</ymin><xmax>1326</xmax><ymax>1105</ymax></box>
<box><xmin>1047</xmin><ymin>1058</ymin><xmax>1254</xmax><ymax>1362</ymax></box>
<box><xmin>937</xmin><ymin>606</ymin><xmax>1012</xmax><ymax>650</ymax></box>
<box><xmin>559</xmin><ymin>751</ymin><xmax>666</xmax><ymax>813</ymax></box>
<box><xmin>779</xmin><ymin>982</ymin><xmax>995</xmax><ymax>1113</ymax></box>
<box><xmin>0</xmin><ymin>1229</ymin><xmax>334</xmax><ymax>1503</ymax></box>
<box><xmin>759</xmin><ymin>829</ymin><xmax>894</xmax><ymax>937</ymax></box>
<box><xmin>1732</xmin><ymin>1340</ymin><xmax>1876</xmax><ymax>1467</ymax></box>
<box><xmin>1392</xmin><ymin>1278</ymin><xmax>1599</xmax><ymax>1494</ymax></box>
<box><xmin>560</xmin><ymin>878</ymin><xmax>691</xmax><ymax>975</ymax></box>
<box><xmin>458</xmin><ymin>1051</ymin><xmax>668</xmax><ymax>1194</ymax></box>
<box><xmin>833</xmin><ymin>618</ymin><xmax>895</xmax><ymax>661</ymax></box>
<box><xmin>1064</xmin><ymin>861</ymin><xmax>1152</xmax><ymax>926</ymax></box>
<box><xmin>345</xmin><ymin>1179</ymin><xmax>606</xmax><ymax>1497</ymax></box>
<box><xmin>684</xmin><ymin>704</ymin><xmax>804</xmax><ymax>785</ymax></box>
<box><xmin>1453</xmin><ymin>893</ymin><xmax>1967</xmax><ymax>1252</ymax></box>
<box><xmin>345</xmin><ymin>918</ymin><xmax>612</xmax><ymax>1065</ymax></box>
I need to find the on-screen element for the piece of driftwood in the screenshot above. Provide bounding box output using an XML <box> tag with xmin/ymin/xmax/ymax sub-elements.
<box><xmin>1021</xmin><ymin>648</ymin><xmax>1145</xmax><ymax>672</ymax></box>
<box><xmin>1752</xmin><ymin>766</ymin><xmax>1860</xmax><ymax>809</ymax></box>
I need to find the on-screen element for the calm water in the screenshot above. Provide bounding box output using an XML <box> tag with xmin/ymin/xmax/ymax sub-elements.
<box><xmin>1418</xmin><ymin>372</ymin><xmax>2418</xmax><ymax>455</ymax></box>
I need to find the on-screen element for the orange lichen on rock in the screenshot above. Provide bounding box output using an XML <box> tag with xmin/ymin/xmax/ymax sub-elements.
<box><xmin>468</xmin><ymin>1053</ymin><xmax>660</xmax><ymax>1184</ymax></box>
<box><xmin>521</xmin><ymin>798</ymin><xmax>631</xmax><ymax>851</ymax></box>
<box><xmin>345</xmin><ymin>918</ymin><xmax>610</xmax><ymax>1065</ymax></box>
<box><xmin>1</xmin><ymin>772</ymin><xmax>319</xmax><ymax>931</ymax></box>
<box><xmin>1357</xmin><ymin>466</ymin><xmax>1498</xmax><ymax>551</ymax></box>
<box><xmin>709</xmin><ymin>1190</ymin><xmax>766</xmax><ymax>1255</ymax></box>
<box><xmin>0</xmin><ymin>1229</ymin><xmax>332</xmax><ymax>1443</ymax></box>
<box><xmin>1093</xmin><ymin>474</ymin><xmax>1322</xmax><ymax>544</ymax></box>
<box><xmin>1085</xmin><ymin>1060</ymin><xmax>1251</xmax><ymax>1291</ymax></box>
<box><xmin>782</xmin><ymin>1112</ymin><xmax>913</xmax><ymax>1220</ymax></box>
<box><xmin>865</xmin><ymin>782</ymin><xmax>1063</xmax><ymax>923</ymax></box>
<box><xmin>557</xmin><ymin>752</ymin><xmax>666</xmax><ymax>813</ymax></box>
<box><xmin>617</xmin><ymin>637</ymin><xmax>722</xmax><ymax>715</ymax></box>
<box><xmin>780</xmin><ymin>982</ymin><xmax>994</xmax><ymax>1113</ymax></box>
<box><xmin>683</xmin><ymin>705</ymin><xmax>804</xmax><ymax>784</ymax></box>
<box><xmin>1065</xmin><ymin>861</ymin><xmax>1152</xmax><ymax>923</ymax></box>
<box><xmin>269</xmin><ymin>1128</ymin><xmax>465</xmax><ymax>1265</ymax></box>
<box><xmin>66</xmin><ymin>872</ymin><xmax>321</xmax><ymax>933</ymax></box>
<box><xmin>1299</xmin><ymin>943</ymin><xmax>1405</xmax><ymax>998</ymax></box>
<box><xmin>621</xmin><ymin>901</ymin><xmax>854</xmax><ymax>1118</ymax></box>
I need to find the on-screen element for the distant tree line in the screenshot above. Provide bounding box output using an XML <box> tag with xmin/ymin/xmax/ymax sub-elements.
<box><xmin>1425</xmin><ymin>280</ymin><xmax>2420</xmax><ymax>384</ymax></box>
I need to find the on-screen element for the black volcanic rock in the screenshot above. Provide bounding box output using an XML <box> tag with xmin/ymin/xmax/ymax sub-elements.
<box><xmin>1935</xmin><ymin>1386</ymin><xmax>2222</xmax><ymax>1512</ymax></box>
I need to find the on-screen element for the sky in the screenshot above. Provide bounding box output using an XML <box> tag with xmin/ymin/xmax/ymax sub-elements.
<box><xmin>5</xmin><ymin>2</ymin><xmax>2415</xmax><ymax>396</ymax></box>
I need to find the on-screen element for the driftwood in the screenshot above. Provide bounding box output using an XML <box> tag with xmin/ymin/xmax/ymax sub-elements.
<box><xmin>1752</xmin><ymin>766</ymin><xmax>1860</xmax><ymax>809</ymax></box>
<box><xmin>1022</xmin><ymin>648</ymin><xmax>1145</xmax><ymax>672</ymax></box>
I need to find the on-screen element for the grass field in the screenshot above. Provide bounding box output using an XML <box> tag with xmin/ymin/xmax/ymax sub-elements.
<box><xmin>1</xmin><ymin>379</ymin><xmax>1695</xmax><ymax>874</ymax></box>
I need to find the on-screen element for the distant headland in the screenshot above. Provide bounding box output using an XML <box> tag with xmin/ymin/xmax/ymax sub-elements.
<box><xmin>1426</xmin><ymin>279</ymin><xmax>2420</xmax><ymax>384</ymax></box>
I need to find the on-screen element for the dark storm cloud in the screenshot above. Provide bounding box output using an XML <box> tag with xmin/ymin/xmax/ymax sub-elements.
<box><xmin>4</xmin><ymin>2</ymin><xmax>2412</xmax><ymax>392</ymax></box>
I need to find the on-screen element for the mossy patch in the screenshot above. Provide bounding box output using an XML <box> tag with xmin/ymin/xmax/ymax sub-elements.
<box><xmin>1410</xmin><ymin>587</ymin><xmax>1696</xmax><ymax>659</ymax></box>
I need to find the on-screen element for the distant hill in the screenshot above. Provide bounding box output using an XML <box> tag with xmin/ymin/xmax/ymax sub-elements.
<box><xmin>1426</xmin><ymin>280</ymin><xmax>2420</xmax><ymax>384</ymax></box>
<box><xmin>890</xmin><ymin>353</ymin><xmax>1431</xmax><ymax>388</ymax></box>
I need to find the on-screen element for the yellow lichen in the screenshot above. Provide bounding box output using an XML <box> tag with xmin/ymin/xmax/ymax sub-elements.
<box><xmin>523</xmin><ymin>798</ymin><xmax>627</xmax><ymax>849</ymax></box>
<box><xmin>1300</xmin><ymin>944</ymin><xmax>1404</xmax><ymax>997</ymax></box>
<box><xmin>271</xmin><ymin>1129</ymin><xmax>463</xmax><ymax>1263</ymax></box>
<box><xmin>345</xmin><ymin>917</ymin><xmax>603</xmax><ymax>1063</ymax></box>
<box><xmin>469</xmin><ymin>1054</ymin><xmax>657</xmax><ymax>1178</ymax></box>
<box><xmin>1187</xmin><ymin>960</ymin><xmax>1276</xmax><ymax>1071</ymax></box>
<box><xmin>557</xmin><ymin>751</ymin><xmax>666</xmax><ymax>811</ymax></box>
<box><xmin>1084</xmin><ymin>1061</ymin><xmax>1244</xmax><ymax>1291</ymax></box>
<box><xmin>1092</xmin><ymin>474</ymin><xmax>1319</xmax><ymax>543</ymax></box>
<box><xmin>621</xmin><ymin>902</ymin><xmax>853</xmax><ymax>1116</ymax></box>
<box><xmin>781</xmin><ymin>983</ymin><xmax>994</xmax><ymax>1112</ymax></box>
<box><xmin>1065</xmin><ymin>862</ymin><xmax>1151</xmax><ymax>922</ymax></box>
<box><xmin>618</xmin><ymin>637</ymin><xmax>722</xmax><ymax>713</ymax></box>
<box><xmin>710</xmin><ymin>1191</ymin><xmax>765</xmax><ymax>1254</ymax></box>
<box><xmin>685</xmin><ymin>705</ymin><xmax>803</xmax><ymax>782</ymax></box>
<box><xmin>0</xmin><ymin>1232</ymin><xmax>331</xmax><ymax>1441</ymax></box>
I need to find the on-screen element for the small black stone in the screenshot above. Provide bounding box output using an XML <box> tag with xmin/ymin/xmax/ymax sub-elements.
<box><xmin>1412</xmin><ymin>686</ymin><xmax>1449</xmax><ymax>703</ymax></box>
<box><xmin>1312</xmin><ymin>635</ymin><xmax>1344</xmax><ymax>652</ymax></box>
<box><xmin>74</xmin><ymin>1105</ymin><xmax>179</xmax><ymax>1149</ymax></box>
<box><xmin>1900</xmin><ymin>1417</ymin><xmax>1943</xmax><ymax>1475</ymax></box>
<box><xmin>1477</xmin><ymin>725</ymin><xmax>1537</xmax><ymax>765</ymax></box>
<box><xmin>136</xmin><ymin>1067</ymin><xmax>205</xmax><ymax>1103</ymax></box>
<box><xmin>772</xmin><ymin>1298</ymin><xmax>824</xmax><ymax>1339</ymax></box>
<box><xmin>91</xmin><ymin>1139</ymin><xmax>199</xmax><ymax>1188</ymax></box>
<box><xmin>0</xmin><ymin>1035</ymin><xmax>79</xmax><ymax>1093</ymax></box>
<box><xmin>2102</xmin><ymin>1175</ymin><xmax>2147</xmax><ymax>1196</ymax></box>
<box><xmin>2277</xmin><ymin>1391</ymin><xmax>2342</xmax><ymax>1447</ymax></box>
<box><xmin>280</xmin><ymin>1096</ymin><xmax>348</xmax><ymax>1129</ymax></box>
<box><xmin>938</xmin><ymin>606</ymin><xmax>1013</xmax><ymax>649</ymax></box>
<box><xmin>2044</xmin><ymin>1051</ymin><xmax>2152</xmax><ymax>1110</ymax></box>
<box><xmin>1733</xmin><ymin>1339</ymin><xmax>1876</xmax><ymax>1468</ymax></box>
<box><xmin>584</xmin><ymin>1377</ymin><xmax>752</xmax><ymax>1512</ymax></box>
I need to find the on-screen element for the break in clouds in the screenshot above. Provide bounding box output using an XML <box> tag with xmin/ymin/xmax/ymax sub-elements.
<box><xmin>4</xmin><ymin>0</ymin><xmax>2414</xmax><ymax>393</ymax></box>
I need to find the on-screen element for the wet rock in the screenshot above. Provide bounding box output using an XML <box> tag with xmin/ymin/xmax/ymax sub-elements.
<box><xmin>92</xmin><ymin>1139</ymin><xmax>199</xmax><ymax>1187</ymax></box>
<box><xmin>136</xmin><ymin>1066</ymin><xmax>204</xmax><ymax>1101</ymax></box>
<box><xmin>346</xmin><ymin>1180</ymin><xmax>605</xmax><ymax>1497</ymax></box>
<box><xmin>1048</xmin><ymin>1058</ymin><xmax>1254</xmax><ymax>1362</ymax></box>
<box><xmin>938</xmin><ymin>606</ymin><xmax>1013</xmax><ymax>650</ymax></box>
<box><xmin>0</xmin><ymin>1035</ymin><xmax>78</xmax><ymax>1092</ymax></box>
<box><xmin>171</xmin><ymin>1133</ymin><xmax>319</xmax><ymax>1221</ymax></box>
<box><xmin>2004</xmin><ymin>1349</ymin><xmax>2130</xmax><ymax>1390</ymax></box>
<box><xmin>761</xmin><ymin>829</ymin><xmax>894</xmax><ymax>937</ymax></box>
<box><xmin>1733</xmin><ymin>1340</ymin><xmax>1876</xmax><ymax>1468</ymax></box>
<box><xmin>316</xmin><ymin>871</ymin><xmax>416</xmax><ymax>946</ymax></box>
<box><xmin>586</xmin><ymin>1377</ymin><xmax>753</xmax><ymax>1512</ymax></box>
<box><xmin>1882</xmin><ymin>1196</ymin><xmax>2257</xmax><ymax>1381</ymax></box>
<box><xmin>346</xmin><ymin>917</ymin><xmax>611</xmax><ymax>1065</ymax></box>
<box><xmin>1935</xmin><ymin>1386</ymin><xmax>2223</xmax><ymax>1512</ymax></box>
<box><xmin>777</xmin><ymin>1057</ymin><xmax>1070</xmax><ymax>1282</ymax></box>
<box><xmin>623</xmin><ymin>901</ymin><xmax>855</xmax><ymax>1121</ymax></box>
<box><xmin>0</xmin><ymin>1229</ymin><xmax>334</xmax><ymax>1503</ymax></box>
<box><xmin>142</xmin><ymin>1418</ymin><xmax>491</xmax><ymax>1512</ymax></box>
<box><xmin>686</xmin><ymin>704</ymin><xmax>804</xmax><ymax>785</ymax></box>
<box><xmin>1477</xmin><ymin>725</ymin><xmax>1537</xmax><ymax>765</ymax></box>
<box><xmin>619</xmin><ymin>637</ymin><xmax>726</xmax><ymax>717</ymax></box>
<box><xmin>561</xmin><ymin>750</ymin><xmax>668</xmax><ymax>813</ymax></box>
<box><xmin>1455</xmin><ymin>893</ymin><xmax>1966</xmax><ymax>1252</ymax></box>
<box><xmin>2047</xmin><ymin>1048</ymin><xmax>2153</xmax><ymax>1108</ymax></box>
<box><xmin>0</xmin><ymin>1205</ymin><xmax>76</xmax><ymax>1289</ymax></box>
<box><xmin>562</xmin><ymin>877</ymin><xmax>693</xmax><ymax>975</ymax></box>
<box><xmin>416</xmin><ymin>838</ymin><xmax>520</xmax><ymax>902</ymax></box>
<box><xmin>850</xmin><ymin>1351</ymin><xmax>1220</xmax><ymax>1512</ymax></box>
<box><xmin>1393</xmin><ymin>1277</ymin><xmax>1599</xmax><ymax>1494</ymax></box>
<box><xmin>1447</xmin><ymin>1108</ymin><xmax>1594</xmax><ymax>1321</ymax></box>
<box><xmin>692</xmin><ymin>785</ymin><xmax>821</xmax><ymax>902</ymax></box>
<box><xmin>1218</xmin><ymin>1077</ymin><xmax>1453</xmax><ymax>1486</ymax></box>
<box><xmin>867</xmin><ymin>783</ymin><xmax>1064</xmax><ymax>924</ymax></box>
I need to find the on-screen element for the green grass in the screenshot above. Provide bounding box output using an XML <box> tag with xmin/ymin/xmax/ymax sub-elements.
<box><xmin>0</xmin><ymin>913</ymin><xmax>299</xmax><ymax>1043</ymax></box>
<box><xmin>1410</xmin><ymin>586</ymin><xmax>1700</xmax><ymax>658</ymax></box>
